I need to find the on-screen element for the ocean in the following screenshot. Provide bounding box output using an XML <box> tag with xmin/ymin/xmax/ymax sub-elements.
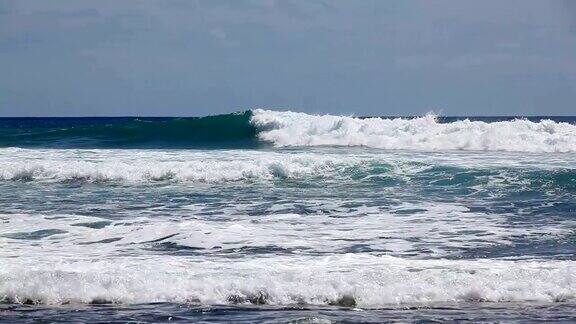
<box><xmin>0</xmin><ymin>109</ymin><xmax>575</xmax><ymax>323</ymax></box>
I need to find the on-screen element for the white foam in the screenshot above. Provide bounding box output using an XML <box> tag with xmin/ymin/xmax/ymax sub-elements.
<box><xmin>1</xmin><ymin>255</ymin><xmax>575</xmax><ymax>307</ymax></box>
<box><xmin>0</xmin><ymin>149</ymin><xmax>367</xmax><ymax>183</ymax></box>
<box><xmin>0</xmin><ymin>148</ymin><xmax>574</xmax><ymax>184</ymax></box>
<box><xmin>251</xmin><ymin>109</ymin><xmax>576</xmax><ymax>152</ymax></box>
<box><xmin>1</xmin><ymin>207</ymin><xmax>572</xmax><ymax>262</ymax></box>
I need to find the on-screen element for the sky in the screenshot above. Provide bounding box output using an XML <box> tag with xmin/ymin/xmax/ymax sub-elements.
<box><xmin>0</xmin><ymin>0</ymin><xmax>575</xmax><ymax>117</ymax></box>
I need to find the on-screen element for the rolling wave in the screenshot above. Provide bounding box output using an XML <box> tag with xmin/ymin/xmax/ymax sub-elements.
<box><xmin>1</xmin><ymin>110</ymin><xmax>576</xmax><ymax>151</ymax></box>
<box><xmin>0</xmin><ymin>111</ymin><xmax>258</xmax><ymax>149</ymax></box>
<box><xmin>1</xmin><ymin>149</ymin><xmax>574</xmax><ymax>188</ymax></box>
<box><xmin>1</xmin><ymin>256</ymin><xmax>575</xmax><ymax>306</ymax></box>
<box><xmin>252</xmin><ymin>110</ymin><xmax>576</xmax><ymax>152</ymax></box>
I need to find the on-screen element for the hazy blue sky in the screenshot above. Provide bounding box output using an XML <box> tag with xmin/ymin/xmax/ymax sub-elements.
<box><xmin>1</xmin><ymin>0</ymin><xmax>575</xmax><ymax>116</ymax></box>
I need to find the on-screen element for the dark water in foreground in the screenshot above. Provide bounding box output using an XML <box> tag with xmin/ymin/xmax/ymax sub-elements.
<box><xmin>2</xmin><ymin>303</ymin><xmax>576</xmax><ymax>323</ymax></box>
<box><xmin>1</xmin><ymin>110</ymin><xmax>575</xmax><ymax>322</ymax></box>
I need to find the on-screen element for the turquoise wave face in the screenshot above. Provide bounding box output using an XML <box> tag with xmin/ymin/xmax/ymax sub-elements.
<box><xmin>0</xmin><ymin>111</ymin><xmax>260</xmax><ymax>148</ymax></box>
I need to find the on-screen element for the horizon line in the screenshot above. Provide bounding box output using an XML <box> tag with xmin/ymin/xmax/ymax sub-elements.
<box><xmin>1</xmin><ymin>115</ymin><xmax>575</xmax><ymax>119</ymax></box>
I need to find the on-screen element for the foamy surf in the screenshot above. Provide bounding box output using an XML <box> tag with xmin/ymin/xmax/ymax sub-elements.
<box><xmin>0</xmin><ymin>148</ymin><xmax>574</xmax><ymax>184</ymax></box>
<box><xmin>252</xmin><ymin>109</ymin><xmax>576</xmax><ymax>152</ymax></box>
<box><xmin>2</xmin><ymin>209</ymin><xmax>572</xmax><ymax>260</ymax></box>
<box><xmin>2</xmin><ymin>256</ymin><xmax>576</xmax><ymax>307</ymax></box>
<box><xmin>1</xmin><ymin>114</ymin><xmax>575</xmax><ymax>322</ymax></box>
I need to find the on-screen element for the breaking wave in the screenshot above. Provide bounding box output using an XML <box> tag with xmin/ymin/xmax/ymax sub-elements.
<box><xmin>1</xmin><ymin>110</ymin><xmax>576</xmax><ymax>152</ymax></box>
<box><xmin>1</xmin><ymin>149</ymin><xmax>575</xmax><ymax>187</ymax></box>
<box><xmin>252</xmin><ymin>110</ymin><xmax>576</xmax><ymax>152</ymax></box>
<box><xmin>0</xmin><ymin>152</ymin><xmax>373</xmax><ymax>183</ymax></box>
<box><xmin>1</xmin><ymin>256</ymin><xmax>575</xmax><ymax>307</ymax></box>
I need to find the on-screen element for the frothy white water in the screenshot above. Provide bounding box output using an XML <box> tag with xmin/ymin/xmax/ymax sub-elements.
<box><xmin>0</xmin><ymin>148</ymin><xmax>574</xmax><ymax>184</ymax></box>
<box><xmin>1</xmin><ymin>255</ymin><xmax>575</xmax><ymax>307</ymax></box>
<box><xmin>1</xmin><ymin>148</ymin><xmax>574</xmax><ymax>309</ymax></box>
<box><xmin>1</xmin><ymin>207</ymin><xmax>573</xmax><ymax>263</ymax></box>
<box><xmin>0</xmin><ymin>149</ymin><xmax>367</xmax><ymax>183</ymax></box>
<box><xmin>251</xmin><ymin>110</ymin><xmax>576</xmax><ymax>152</ymax></box>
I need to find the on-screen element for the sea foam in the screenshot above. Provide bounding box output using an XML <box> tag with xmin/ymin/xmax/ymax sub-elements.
<box><xmin>1</xmin><ymin>148</ymin><xmax>574</xmax><ymax>184</ymax></box>
<box><xmin>0</xmin><ymin>149</ymin><xmax>367</xmax><ymax>183</ymax></box>
<box><xmin>1</xmin><ymin>255</ymin><xmax>575</xmax><ymax>307</ymax></box>
<box><xmin>251</xmin><ymin>109</ymin><xmax>576</xmax><ymax>152</ymax></box>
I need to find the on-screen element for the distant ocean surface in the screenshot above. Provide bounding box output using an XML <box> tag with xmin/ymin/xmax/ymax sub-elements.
<box><xmin>1</xmin><ymin>110</ymin><xmax>576</xmax><ymax>323</ymax></box>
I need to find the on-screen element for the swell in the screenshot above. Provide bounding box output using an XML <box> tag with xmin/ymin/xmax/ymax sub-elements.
<box><xmin>2</xmin><ymin>110</ymin><xmax>576</xmax><ymax>151</ymax></box>
<box><xmin>0</xmin><ymin>111</ymin><xmax>259</xmax><ymax>149</ymax></box>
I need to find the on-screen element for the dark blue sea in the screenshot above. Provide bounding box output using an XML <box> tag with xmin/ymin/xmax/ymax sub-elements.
<box><xmin>1</xmin><ymin>110</ymin><xmax>575</xmax><ymax>323</ymax></box>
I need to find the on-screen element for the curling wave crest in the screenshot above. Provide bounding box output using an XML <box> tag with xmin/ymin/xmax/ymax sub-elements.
<box><xmin>251</xmin><ymin>110</ymin><xmax>576</xmax><ymax>152</ymax></box>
